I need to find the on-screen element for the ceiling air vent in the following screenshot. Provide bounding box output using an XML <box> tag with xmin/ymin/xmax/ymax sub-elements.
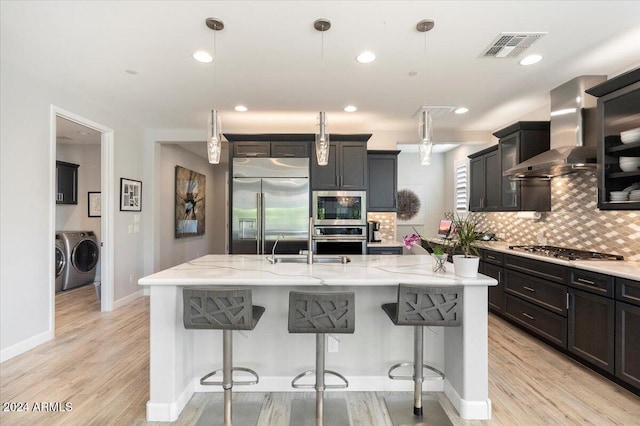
<box><xmin>480</xmin><ymin>32</ymin><xmax>546</xmax><ymax>58</ymax></box>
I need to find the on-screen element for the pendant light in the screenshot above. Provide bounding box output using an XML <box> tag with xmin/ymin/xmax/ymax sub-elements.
<box><xmin>206</xmin><ymin>17</ymin><xmax>224</xmax><ymax>164</ymax></box>
<box><xmin>314</xmin><ymin>18</ymin><xmax>331</xmax><ymax>166</ymax></box>
<box><xmin>417</xmin><ymin>19</ymin><xmax>435</xmax><ymax>166</ymax></box>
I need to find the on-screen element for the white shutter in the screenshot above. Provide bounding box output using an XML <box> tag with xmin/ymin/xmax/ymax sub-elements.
<box><xmin>454</xmin><ymin>161</ymin><xmax>468</xmax><ymax>213</ymax></box>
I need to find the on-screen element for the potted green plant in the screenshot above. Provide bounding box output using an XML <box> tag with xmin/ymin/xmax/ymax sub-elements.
<box><xmin>447</xmin><ymin>212</ymin><xmax>481</xmax><ymax>277</ymax></box>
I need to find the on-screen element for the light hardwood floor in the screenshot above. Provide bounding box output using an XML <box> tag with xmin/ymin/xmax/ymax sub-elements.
<box><xmin>1</xmin><ymin>285</ymin><xmax>638</xmax><ymax>425</ymax></box>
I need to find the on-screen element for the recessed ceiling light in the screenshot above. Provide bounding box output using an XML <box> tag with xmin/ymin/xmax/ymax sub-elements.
<box><xmin>519</xmin><ymin>54</ymin><xmax>542</xmax><ymax>66</ymax></box>
<box><xmin>454</xmin><ymin>107</ymin><xmax>469</xmax><ymax>114</ymax></box>
<box><xmin>192</xmin><ymin>51</ymin><xmax>213</xmax><ymax>63</ymax></box>
<box><xmin>356</xmin><ymin>51</ymin><xmax>376</xmax><ymax>64</ymax></box>
<box><xmin>344</xmin><ymin>105</ymin><xmax>357</xmax><ymax>113</ymax></box>
<box><xmin>234</xmin><ymin>105</ymin><xmax>248</xmax><ymax>112</ymax></box>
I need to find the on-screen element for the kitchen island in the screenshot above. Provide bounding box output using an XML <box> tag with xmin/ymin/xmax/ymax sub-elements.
<box><xmin>139</xmin><ymin>254</ymin><xmax>497</xmax><ymax>422</ymax></box>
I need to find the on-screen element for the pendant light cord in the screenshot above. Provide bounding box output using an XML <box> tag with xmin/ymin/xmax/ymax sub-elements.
<box><xmin>321</xmin><ymin>28</ymin><xmax>325</xmax><ymax>111</ymax></box>
<box><xmin>423</xmin><ymin>29</ymin><xmax>428</xmax><ymax>106</ymax></box>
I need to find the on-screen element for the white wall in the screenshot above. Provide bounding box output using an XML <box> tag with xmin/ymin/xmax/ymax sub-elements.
<box><xmin>158</xmin><ymin>144</ymin><xmax>222</xmax><ymax>270</ymax></box>
<box><xmin>0</xmin><ymin>59</ymin><xmax>145</xmax><ymax>358</ymax></box>
<box><xmin>396</xmin><ymin>151</ymin><xmax>446</xmax><ymax>240</ymax></box>
<box><xmin>56</xmin><ymin>143</ymin><xmax>102</xmax><ymax>278</ymax></box>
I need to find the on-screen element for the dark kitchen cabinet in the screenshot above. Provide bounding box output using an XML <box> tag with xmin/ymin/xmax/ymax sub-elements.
<box><xmin>469</xmin><ymin>145</ymin><xmax>500</xmax><ymax>211</ymax></box>
<box><xmin>56</xmin><ymin>161</ymin><xmax>79</xmax><ymax>205</ymax></box>
<box><xmin>586</xmin><ymin>67</ymin><xmax>640</xmax><ymax>210</ymax></box>
<box><xmin>493</xmin><ymin>121</ymin><xmax>551</xmax><ymax>211</ymax></box>
<box><xmin>482</xmin><ymin>249</ymin><xmax>504</xmax><ymax>314</ymax></box>
<box><xmin>616</xmin><ymin>301</ymin><xmax>640</xmax><ymax>388</ymax></box>
<box><xmin>312</xmin><ymin>135</ymin><xmax>370</xmax><ymax>190</ymax></box>
<box><xmin>568</xmin><ymin>287</ymin><xmax>615</xmax><ymax>373</ymax></box>
<box><xmin>367</xmin><ymin>150</ymin><xmax>400</xmax><ymax>212</ymax></box>
<box><xmin>231</xmin><ymin>140</ymin><xmax>310</xmax><ymax>158</ymax></box>
<box><xmin>615</xmin><ymin>277</ymin><xmax>640</xmax><ymax>389</ymax></box>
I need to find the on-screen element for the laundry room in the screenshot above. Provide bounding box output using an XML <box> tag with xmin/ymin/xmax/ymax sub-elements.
<box><xmin>55</xmin><ymin>116</ymin><xmax>102</xmax><ymax>301</ymax></box>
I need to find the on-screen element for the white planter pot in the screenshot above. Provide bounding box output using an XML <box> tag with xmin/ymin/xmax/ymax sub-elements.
<box><xmin>452</xmin><ymin>255</ymin><xmax>480</xmax><ymax>278</ymax></box>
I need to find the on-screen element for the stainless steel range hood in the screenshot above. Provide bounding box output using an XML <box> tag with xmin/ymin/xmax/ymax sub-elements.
<box><xmin>504</xmin><ymin>75</ymin><xmax>606</xmax><ymax>178</ymax></box>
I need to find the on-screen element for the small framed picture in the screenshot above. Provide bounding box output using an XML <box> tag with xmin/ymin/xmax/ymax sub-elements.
<box><xmin>120</xmin><ymin>178</ymin><xmax>142</xmax><ymax>212</ymax></box>
<box><xmin>88</xmin><ymin>192</ymin><xmax>101</xmax><ymax>217</ymax></box>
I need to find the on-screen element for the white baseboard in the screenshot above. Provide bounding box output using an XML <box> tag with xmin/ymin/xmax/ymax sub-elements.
<box><xmin>146</xmin><ymin>380</ymin><xmax>195</xmax><ymax>421</ymax></box>
<box><xmin>0</xmin><ymin>329</ymin><xmax>54</xmax><ymax>363</ymax></box>
<box><xmin>114</xmin><ymin>289</ymin><xmax>144</xmax><ymax>309</ymax></box>
<box><xmin>443</xmin><ymin>379</ymin><xmax>492</xmax><ymax>420</ymax></box>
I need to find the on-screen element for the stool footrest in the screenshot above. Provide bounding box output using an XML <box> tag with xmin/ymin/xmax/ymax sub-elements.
<box><xmin>200</xmin><ymin>366</ymin><xmax>260</xmax><ymax>386</ymax></box>
<box><xmin>291</xmin><ymin>369</ymin><xmax>349</xmax><ymax>389</ymax></box>
<box><xmin>387</xmin><ymin>362</ymin><xmax>444</xmax><ymax>381</ymax></box>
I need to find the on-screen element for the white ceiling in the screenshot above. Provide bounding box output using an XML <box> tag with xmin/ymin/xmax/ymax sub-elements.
<box><xmin>3</xmin><ymin>1</ymin><xmax>640</xmax><ymax>142</ymax></box>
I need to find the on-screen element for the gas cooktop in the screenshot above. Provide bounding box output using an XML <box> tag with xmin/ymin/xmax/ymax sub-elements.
<box><xmin>508</xmin><ymin>245</ymin><xmax>624</xmax><ymax>261</ymax></box>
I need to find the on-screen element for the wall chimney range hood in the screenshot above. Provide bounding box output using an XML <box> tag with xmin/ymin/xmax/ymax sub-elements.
<box><xmin>504</xmin><ymin>75</ymin><xmax>606</xmax><ymax>178</ymax></box>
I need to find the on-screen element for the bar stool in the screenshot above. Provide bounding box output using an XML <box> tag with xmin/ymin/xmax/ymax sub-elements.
<box><xmin>381</xmin><ymin>284</ymin><xmax>462</xmax><ymax>425</ymax></box>
<box><xmin>183</xmin><ymin>287</ymin><xmax>265</xmax><ymax>426</ymax></box>
<box><xmin>288</xmin><ymin>291</ymin><xmax>355</xmax><ymax>426</ymax></box>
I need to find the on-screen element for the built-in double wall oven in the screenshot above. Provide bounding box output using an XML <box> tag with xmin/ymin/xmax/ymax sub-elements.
<box><xmin>312</xmin><ymin>191</ymin><xmax>367</xmax><ymax>254</ymax></box>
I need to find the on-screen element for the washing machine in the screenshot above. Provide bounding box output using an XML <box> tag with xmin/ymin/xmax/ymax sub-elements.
<box><xmin>61</xmin><ymin>231</ymin><xmax>100</xmax><ymax>291</ymax></box>
<box><xmin>55</xmin><ymin>233</ymin><xmax>67</xmax><ymax>293</ymax></box>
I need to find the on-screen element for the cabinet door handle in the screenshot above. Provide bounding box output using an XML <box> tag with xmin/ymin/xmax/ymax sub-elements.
<box><xmin>523</xmin><ymin>286</ymin><xmax>536</xmax><ymax>292</ymax></box>
<box><xmin>522</xmin><ymin>313</ymin><xmax>535</xmax><ymax>320</ymax></box>
<box><xmin>566</xmin><ymin>293</ymin><xmax>570</xmax><ymax>310</ymax></box>
<box><xmin>577</xmin><ymin>277</ymin><xmax>596</xmax><ymax>286</ymax></box>
<box><xmin>498</xmin><ymin>271</ymin><xmax>501</xmax><ymax>283</ymax></box>
<box><xmin>487</xmin><ymin>255</ymin><xmax>496</xmax><ymax>260</ymax></box>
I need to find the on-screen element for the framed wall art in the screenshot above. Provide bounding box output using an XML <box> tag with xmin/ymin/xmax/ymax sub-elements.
<box><xmin>175</xmin><ymin>166</ymin><xmax>206</xmax><ymax>238</ymax></box>
<box><xmin>120</xmin><ymin>178</ymin><xmax>142</xmax><ymax>211</ymax></box>
<box><xmin>88</xmin><ymin>191</ymin><xmax>101</xmax><ymax>217</ymax></box>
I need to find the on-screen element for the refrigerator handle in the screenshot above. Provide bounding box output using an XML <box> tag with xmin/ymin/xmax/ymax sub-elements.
<box><xmin>260</xmin><ymin>192</ymin><xmax>266</xmax><ymax>255</ymax></box>
<box><xmin>256</xmin><ymin>193</ymin><xmax>262</xmax><ymax>254</ymax></box>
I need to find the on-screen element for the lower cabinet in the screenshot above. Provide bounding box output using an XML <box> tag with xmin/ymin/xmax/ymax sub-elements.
<box><xmin>504</xmin><ymin>294</ymin><xmax>567</xmax><ymax>348</ymax></box>
<box><xmin>568</xmin><ymin>288</ymin><xmax>615</xmax><ymax>373</ymax></box>
<box><xmin>616</xmin><ymin>301</ymin><xmax>640</xmax><ymax>388</ymax></box>
<box><xmin>484</xmin><ymin>263</ymin><xmax>503</xmax><ymax>314</ymax></box>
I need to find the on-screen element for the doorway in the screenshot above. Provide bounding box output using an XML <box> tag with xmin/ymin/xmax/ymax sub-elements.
<box><xmin>51</xmin><ymin>106</ymin><xmax>114</xmax><ymax>334</ymax></box>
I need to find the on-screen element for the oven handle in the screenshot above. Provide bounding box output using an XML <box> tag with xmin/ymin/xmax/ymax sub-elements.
<box><xmin>312</xmin><ymin>236</ymin><xmax>367</xmax><ymax>241</ymax></box>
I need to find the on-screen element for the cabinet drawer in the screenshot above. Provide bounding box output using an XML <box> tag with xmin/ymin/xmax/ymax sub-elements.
<box><xmin>617</xmin><ymin>278</ymin><xmax>640</xmax><ymax>307</ymax></box>
<box><xmin>271</xmin><ymin>142</ymin><xmax>309</xmax><ymax>158</ymax></box>
<box><xmin>505</xmin><ymin>254</ymin><xmax>566</xmax><ymax>283</ymax></box>
<box><xmin>568</xmin><ymin>268</ymin><xmax>614</xmax><ymax>298</ymax></box>
<box><xmin>504</xmin><ymin>269</ymin><xmax>567</xmax><ymax>316</ymax></box>
<box><xmin>483</xmin><ymin>250</ymin><xmax>504</xmax><ymax>266</ymax></box>
<box><xmin>504</xmin><ymin>294</ymin><xmax>567</xmax><ymax>348</ymax></box>
<box><xmin>367</xmin><ymin>246</ymin><xmax>403</xmax><ymax>255</ymax></box>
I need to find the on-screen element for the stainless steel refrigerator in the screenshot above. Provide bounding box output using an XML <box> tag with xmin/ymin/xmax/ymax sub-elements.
<box><xmin>231</xmin><ymin>158</ymin><xmax>309</xmax><ymax>254</ymax></box>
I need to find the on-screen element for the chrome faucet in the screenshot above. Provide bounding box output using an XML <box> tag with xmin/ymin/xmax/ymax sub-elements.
<box><xmin>268</xmin><ymin>234</ymin><xmax>285</xmax><ymax>264</ymax></box>
<box><xmin>307</xmin><ymin>217</ymin><xmax>314</xmax><ymax>265</ymax></box>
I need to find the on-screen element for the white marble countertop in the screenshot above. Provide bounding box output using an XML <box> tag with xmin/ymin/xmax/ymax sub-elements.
<box><xmin>426</xmin><ymin>238</ymin><xmax>640</xmax><ymax>281</ymax></box>
<box><xmin>138</xmin><ymin>254</ymin><xmax>496</xmax><ymax>287</ymax></box>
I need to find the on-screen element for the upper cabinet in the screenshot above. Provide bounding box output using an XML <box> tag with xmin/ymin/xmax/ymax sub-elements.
<box><xmin>56</xmin><ymin>161</ymin><xmax>79</xmax><ymax>205</ymax></box>
<box><xmin>470</xmin><ymin>122</ymin><xmax>551</xmax><ymax>212</ymax></box>
<box><xmin>586</xmin><ymin>67</ymin><xmax>640</xmax><ymax>210</ymax></box>
<box><xmin>493</xmin><ymin>121</ymin><xmax>551</xmax><ymax>212</ymax></box>
<box><xmin>367</xmin><ymin>150</ymin><xmax>400</xmax><ymax>212</ymax></box>
<box><xmin>311</xmin><ymin>134</ymin><xmax>370</xmax><ymax>190</ymax></box>
<box><xmin>225</xmin><ymin>134</ymin><xmax>312</xmax><ymax>159</ymax></box>
<box><xmin>469</xmin><ymin>145</ymin><xmax>500</xmax><ymax>211</ymax></box>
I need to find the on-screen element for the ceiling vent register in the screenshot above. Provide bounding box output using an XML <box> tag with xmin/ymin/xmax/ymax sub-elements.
<box><xmin>481</xmin><ymin>32</ymin><xmax>546</xmax><ymax>58</ymax></box>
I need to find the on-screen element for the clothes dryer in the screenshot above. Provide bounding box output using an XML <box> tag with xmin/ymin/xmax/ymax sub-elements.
<box><xmin>55</xmin><ymin>233</ymin><xmax>67</xmax><ymax>293</ymax></box>
<box><xmin>61</xmin><ymin>231</ymin><xmax>100</xmax><ymax>291</ymax></box>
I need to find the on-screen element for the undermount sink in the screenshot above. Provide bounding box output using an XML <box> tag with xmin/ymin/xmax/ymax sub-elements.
<box><xmin>266</xmin><ymin>255</ymin><xmax>350</xmax><ymax>264</ymax></box>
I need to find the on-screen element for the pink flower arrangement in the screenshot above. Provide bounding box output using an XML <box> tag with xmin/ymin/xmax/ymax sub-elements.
<box><xmin>403</xmin><ymin>233</ymin><xmax>421</xmax><ymax>249</ymax></box>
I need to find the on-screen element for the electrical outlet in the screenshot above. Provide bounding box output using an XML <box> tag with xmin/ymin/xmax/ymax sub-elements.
<box><xmin>328</xmin><ymin>335</ymin><xmax>339</xmax><ymax>353</ymax></box>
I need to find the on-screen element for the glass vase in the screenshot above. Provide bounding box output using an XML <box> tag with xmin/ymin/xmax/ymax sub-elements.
<box><xmin>432</xmin><ymin>254</ymin><xmax>448</xmax><ymax>273</ymax></box>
